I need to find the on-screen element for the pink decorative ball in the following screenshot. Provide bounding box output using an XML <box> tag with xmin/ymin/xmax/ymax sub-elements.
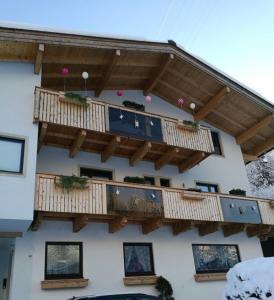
<box><xmin>117</xmin><ymin>90</ymin><xmax>123</xmax><ymax>97</ymax></box>
<box><xmin>61</xmin><ymin>67</ymin><xmax>69</xmax><ymax>76</ymax></box>
<box><xmin>145</xmin><ymin>95</ymin><xmax>152</xmax><ymax>103</ymax></box>
<box><xmin>177</xmin><ymin>98</ymin><xmax>184</xmax><ymax>106</ymax></box>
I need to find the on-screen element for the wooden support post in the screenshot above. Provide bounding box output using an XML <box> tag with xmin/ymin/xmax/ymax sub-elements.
<box><xmin>179</xmin><ymin>152</ymin><xmax>205</xmax><ymax>173</ymax></box>
<box><xmin>142</xmin><ymin>218</ymin><xmax>161</xmax><ymax>234</ymax></box>
<box><xmin>73</xmin><ymin>215</ymin><xmax>89</xmax><ymax>232</ymax></box>
<box><xmin>31</xmin><ymin>213</ymin><xmax>43</xmax><ymax>231</ymax></box>
<box><xmin>109</xmin><ymin>216</ymin><xmax>128</xmax><ymax>233</ymax></box>
<box><xmin>251</xmin><ymin>137</ymin><xmax>274</xmax><ymax>156</ymax></box>
<box><xmin>101</xmin><ymin>136</ymin><xmax>121</xmax><ymax>162</ymax></box>
<box><xmin>144</xmin><ymin>53</ymin><xmax>174</xmax><ymax>95</ymax></box>
<box><xmin>38</xmin><ymin>122</ymin><xmax>48</xmax><ymax>152</ymax></box>
<box><xmin>130</xmin><ymin>142</ymin><xmax>151</xmax><ymax>166</ymax></box>
<box><xmin>69</xmin><ymin>130</ymin><xmax>87</xmax><ymax>158</ymax></box>
<box><xmin>197</xmin><ymin>222</ymin><xmax>219</xmax><ymax>236</ymax></box>
<box><xmin>243</xmin><ymin>153</ymin><xmax>257</xmax><ymax>162</ymax></box>
<box><xmin>155</xmin><ymin>148</ymin><xmax>179</xmax><ymax>170</ymax></box>
<box><xmin>34</xmin><ymin>44</ymin><xmax>44</xmax><ymax>74</ymax></box>
<box><xmin>95</xmin><ymin>50</ymin><xmax>121</xmax><ymax>97</ymax></box>
<box><xmin>172</xmin><ymin>221</ymin><xmax>191</xmax><ymax>236</ymax></box>
<box><xmin>236</xmin><ymin>114</ymin><xmax>274</xmax><ymax>145</ymax></box>
<box><xmin>194</xmin><ymin>87</ymin><xmax>230</xmax><ymax>121</ymax></box>
<box><xmin>246</xmin><ymin>225</ymin><xmax>271</xmax><ymax>238</ymax></box>
<box><xmin>222</xmin><ymin>224</ymin><xmax>245</xmax><ymax>237</ymax></box>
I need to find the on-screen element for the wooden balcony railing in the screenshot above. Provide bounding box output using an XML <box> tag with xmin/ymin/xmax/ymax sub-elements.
<box><xmin>34</xmin><ymin>88</ymin><xmax>214</xmax><ymax>172</ymax></box>
<box><xmin>33</xmin><ymin>174</ymin><xmax>274</xmax><ymax>237</ymax></box>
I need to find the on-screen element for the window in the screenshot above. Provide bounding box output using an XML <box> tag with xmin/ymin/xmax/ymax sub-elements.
<box><xmin>80</xmin><ymin>167</ymin><xmax>113</xmax><ymax>180</ymax></box>
<box><xmin>196</xmin><ymin>182</ymin><xmax>219</xmax><ymax>193</ymax></box>
<box><xmin>144</xmin><ymin>176</ymin><xmax>171</xmax><ymax>187</ymax></box>
<box><xmin>45</xmin><ymin>242</ymin><xmax>83</xmax><ymax>280</ymax></box>
<box><xmin>123</xmin><ymin>243</ymin><xmax>155</xmax><ymax>277</ymax></box>
<box><xmin>192</xmin><ymin>244</ymin><xmax>240</xmax><ymax>274</ymax></box>
<box><xmin>0</xmin><ymin>137</ymin><xmax>25</xmax><ymax>173</ymax></box>
<box><xmin>144</xmin><ymin>176</ymin><xmax>155</xmax><ymax>186</ymax></box>
<box><xmin>211</xmin><ymin>131</ymin><xmax>222</xmax><ymax>156</ymax></box>
<box><xmin>160</xmin><ymin>178</ymin><xmax>170</xmax><ymax>187</ymax></box>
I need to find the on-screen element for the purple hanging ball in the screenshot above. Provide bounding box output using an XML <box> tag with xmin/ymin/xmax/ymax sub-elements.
<box><xmin>61</xmin><ymin>67</ymin><xmax>69</xmax><ymax>76</ymax></box>
<box><xmin>145</xmin><ymin>95</ymin><xmax>152</xmax><ymax>103</ymax></box>
<box><xmin>117</xmin><ymin>90</ymin><xmax>123</xmax><ymax>97</ymax></box>
<box><xmin>177</xmin><ymin>98</ymin><xmax>184</xmax><ymax>106</ymax></box>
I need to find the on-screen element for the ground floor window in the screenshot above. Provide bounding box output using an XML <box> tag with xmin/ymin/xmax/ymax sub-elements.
<box><xmin>196</xmin><ymin>182</ymin><xmax>219</xmax><ymax>193</ymax></box>
<box><xmin>261</xmin><ymin>237</ymin><xmax>274</xmax><ymax>257</ymax></box>
<box><xmin>192</xmin><ymin>244</ymin><xmax>240</xmax><ymax>273</ymax></box>
<box><xmin>123</xmin><ymin>243</ymin><xmax>155</xmax><ymax>277</ymax></box>
<box><xmin>45</xmin><ymin>242</ymin><xmax>83</xmax><ymax>279</ymax></box>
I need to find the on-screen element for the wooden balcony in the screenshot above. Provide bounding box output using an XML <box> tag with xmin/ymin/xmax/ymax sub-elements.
<box><xmin>33</xmin><ymin>174</ymin><xmax>274</xmax><ymax>237</ymax></box>
<box><xmin>34</xmin><ymin>87</ymin><xmax>214</xmax><ymax>172</ymax></box>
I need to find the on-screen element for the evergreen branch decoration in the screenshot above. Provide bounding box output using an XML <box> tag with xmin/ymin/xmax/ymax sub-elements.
<box><xmin>55</xmin><ymin>175</ymin><xmax>88</xmax><ymax>192</ymax></box>
<box><xmin>155</xmin><ymin>276</ymin><xmax>174</xmax><ymax>300</ymax></box>
<box><xmin>229</xmin><ymin>188</ymin><xmax>246</xmax><ymax>196</ymax></box>
<box><xmin>124</xmin><ymin>176</ymin><xmax>146</xmax><ymax>184</ymax></box>
<box><xmin>182</xmin><ymin>120</ymin><xmax>200</xmax><ymax>131</ymax></box>
<box><xmin>64</xmin><ymin>92</ymin><xmax>88</xmax><ymax>107</ymax></box>
<box><xmin>123</xmin><ymin>100</ymin><xmax>145</xmax><ymax>111</ymax></box>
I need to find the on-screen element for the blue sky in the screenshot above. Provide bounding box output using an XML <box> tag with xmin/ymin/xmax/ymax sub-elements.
<box><xmin>0</xmin><ymin>0</ymin><xmax>274</xmax><ymax>103</ymax></box>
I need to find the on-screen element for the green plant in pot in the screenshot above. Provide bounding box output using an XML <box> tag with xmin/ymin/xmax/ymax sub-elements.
<box><xmin>64</xmin><ymin>92</ymin><xmax>89</xmax><ymax>107</ymax></box>
<box><xmin>229</xmin><ymin>188</ymin><xmax>246</xmax><ymax>196</ymax></box>
<box><xmin>122</xmin><ymin>100</ymin><xmax>145</xmax><ymax>112</ymax></box>
<box><xmin>155</xmin><ymin>276</ymin><xmax>174</xmax><ymax>300</ymax></box>
<box><xmin>56</xmin><ymin>175</ymin><xmax>88</xmax><ymax>192</ymax></box>
<box><xmin>182</xmin><ymin>120</ymin><xmax>200</xmax><ymax>131</ymax></box>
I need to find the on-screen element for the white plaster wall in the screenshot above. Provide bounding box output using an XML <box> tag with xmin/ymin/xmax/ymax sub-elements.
<box><xmin>37</xmin><ymin>90</ymin><xmax>250</xmax><ymax>194</ymax></box>
<box><xmin>10</xmin><ymin>221</ymin><xmax>263</xmax><ymax>300</ymax></box>
<box><xmin>0</xmin><ymin>63</ymin><xmax>40</xmax><ymax>231</ymax></box>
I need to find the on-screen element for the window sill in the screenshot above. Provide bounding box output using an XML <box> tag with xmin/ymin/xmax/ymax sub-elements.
<box><xmin>123</xmin><ymin>275</ymin><xmax>158</xmax><ymax>286</ymax></box>
<box><xmin>194</xmin><ymin>273</ymin><xmax>226</xmax><ymax>282</ymax></box>
<box><xmin>41</xmin><ymin>278</ymin><xmax>89</xmax><ymax>289</ymax></box>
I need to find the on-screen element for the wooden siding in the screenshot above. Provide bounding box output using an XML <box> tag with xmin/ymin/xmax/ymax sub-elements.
<box><xmin>35</xmin><ymin>174</ymin><xmax>107</xmax><ymax>215</ymax></box>
<box><xmin>258</xmin><ymin>200</ymin><xmax>274</xmax><ymax>225</ymax></box>
<box><xmin>162</xmin><ymin>119</ymin><xmax>214</xmax><ymax>153</ymax></box>
<box><xmin>163</xmin><ymin>190</ymin><xmax>223</xmax><ymax>221</ymax></box>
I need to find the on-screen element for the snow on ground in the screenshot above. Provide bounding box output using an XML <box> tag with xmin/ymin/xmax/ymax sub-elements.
<box><xmin>223</xmin><ymin>257</ymin><xmax>274</xmax><ymax>299</ymax></box>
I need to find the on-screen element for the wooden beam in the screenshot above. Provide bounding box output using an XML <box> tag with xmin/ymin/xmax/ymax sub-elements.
<box><xmin>222</xmin><ymin>224</ymin><xmax>245</xmax><ymax>237</ymax></box>
<box><xmin>155</xmin><ymin>147</ymin><xmax>179</xmax><ymax>170</ymax></box>
<box><xmin>73</xmin><ymin>215</ymin><xmax>89</xmax><ymax>232</ymax></box>
<box><xmin>197</xmin><ymin>222</ymin><xmax>219</xmax><ymax>236</ymax></box>
<box><xmin>38</xmin><ymin>122</ymin><xmax>48</xmax><ymax>152</ymax></box>
<box><xmin>251</xmin><ymin>136</ymin><xmax>274</xmax><ymax>156</ymax></box>
<box><xmin>101</xmin><ymin>136</ymin><xmax>121</xmax><ymax>162</ymax></box>
<box><xmin>236</xmin><ymin>114</ymin><xmax>274</xmax><ymax>144</ymax></box>
<box><xmin>172</xmin><ymin>221</ymin><xmax>191</xmax><ymax>236</ymax></box>
<box><xmin>246</xmin><ymin>225</ymin><xmax>271</xmax><ymax>238</ymax></box>
<box><xmin>142</xmin><ymin>218</ymin><xmax>161</xmax><ymax>234</ymax></box>
<box><xmin>109</xmin><ymin>216</ymin><xmax>128</xmax><ymax>233</ymax></box>
<box><xmin>243</xmin><ymin>153</ymin><xmax>257</xmax><ymax>161</ymax></box>
<box><xmin>179</xmin><ymin>152</ymin><xmax>205</xmax><ymax>173</ymax></box>
<box><xmin>34</xmin><ymin>43</ymin><xmax>44</xmax><ymax>74</ymax></box>
<box><xmin>0</xmin><ymin>232</ymin><xmax>22</xmax><ymax>238</ymax></box>
<box><xmin>144</xmin><ymin>53</ymin><xmax>174</xmax><ymax>95</ymax></box>
<box><xmin>194</xmin><ymin>87</ymin><xmax>230</xmax><ymax>121</ymax></box>
<box><xmin>130</xmin><ymin>142</ymin><xmax>151</xmax><ymax>166</ymax></box>
<box><xmin>95</xmin><ymin>49</ymin><xmax>121</xmax><ymax>97</ymax></box>
<box><xmin>69</xmin><ymin>130</ymin><xmax>87</xmax><ymax>158</ymax></box>
<box><xmin>31</xmin><ymin>213</ymin><xmax>44</xmax><ymax>231</ymax></box>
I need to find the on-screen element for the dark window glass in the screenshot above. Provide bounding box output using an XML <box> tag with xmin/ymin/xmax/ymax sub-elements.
<box><xmin>261</xmin><ymin>237</ymin><xmax>274</xmax><ymax>257</ymax></box>
<box><xmin>0</xmin><ymin>137</ymin><xmax>25</xmax><ymax>173</ymax></box>
<box><xmin>196</xmin><ymin>182</ymin><xmax>218</xmax><ymax>193</ymax></box>
<box><xmin>144</xmin><ymin>176</ymin><xmax>155</xmax><ymax>185</ymax></box>
<box><xmin>80</xmin><ymin>168</ymin><xmax>113</xmax><ymax>180</ymax></box>
<box><xmin>211</xmin><ymin>131</ymin><xmax>222</xmax><ymax>155</ymax></box>
<box><xmin>45</xmin><ymin>242</ymin><xmax>83</xmax><ymax>279</ymax></box>
<box><xmin>192</xmin><ymin>244</ymin><xmax>240</xmax><ymax>274</ymax></box>
<box><xmin>108</xmin><ymin>107</ymin><xmax>163</xmax><ymax>142</ymax></box>
<box><xmin>123</xmin><ymin>243</ymin><xmax>155</xmax><ymax>277</ymax></box>
<box><xmin>160</xmin><ymin>178</ymin><xmax>170</xmax><ymax>187</ymax></box>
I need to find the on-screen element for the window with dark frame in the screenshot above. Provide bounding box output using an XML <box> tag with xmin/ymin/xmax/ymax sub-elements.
<box><xmin>45</xmin><ymin>242</ymin><xmax>83</xmax><ymax>280</ymax></box>
<box><xmin>80</xmin><ymin>167</ymin><xmax>113</xmax><ymax>180</ymax></box>
<box><xmin>211</xmin><ymin>131</ymin><xmax>222</xmax><ymax>156</ymax></box>
<box><xmin>123</xmin><ymin>243</ymin><xmax>155</xmax><ymax>277</ymax></box>
<box><xmin>160</xmin><ymin>178</ymin><xmax>170</xmax><ymax>187</ymax></box>
<box><xmin>0</xmin><ymin>136</ymin><xmax>25</xmax><ymax>174</ymax></box>
<box><xmin>192</xmin><ymin>244</ymin><xmax>240</xmax><ymax>274</ymax></box>
<box><xmin>144</xmin><ymin>176</ymin><xmax>155</xmax><ymax>186</ymax></box>
<box><xmin>196</xmin><ymin>182</ymin><xmax>219</xmax><ymax>193</ymax></box>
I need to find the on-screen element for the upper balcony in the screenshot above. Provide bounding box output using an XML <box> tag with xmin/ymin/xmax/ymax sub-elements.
<box><xmin>34</xmin><ymin>87</ymin><xmax>214</xmax><ymax>172</ymax></box>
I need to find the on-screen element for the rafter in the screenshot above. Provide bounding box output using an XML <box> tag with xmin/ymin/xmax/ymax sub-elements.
<box><xmin>179</xmin><ymin>152</ymin><xmax>205</xmax><ymax>173</ymax></box>
<box><xmin>243</xmin><ymin>153</ymin><xmax>257</xmax><ymax>162</ymax></box>
<box><xmin>109</xmin><ymin>216</ymin><xmax>128</xmax><ymax>233</ymax></box>
<box><xmin>38</xmin><ymin>122</ymin><xmax>48</xmax><ymax>152</ymax></box>
<box><xmin>236</xmin><ymin>114</ymin><xmax>274</xmax><ymax>145</ymax></box>
<box><xmin>34</xmin><ymin>44</ymin><xmax>44</xmax><ymax>74</ymax></box>
<box><xmin>95</xmin><ymin>49</ymin><xmax>121</xmax><ymax>97</ymax></box>
<box><xmin>144</xmin><ymin>53</ymin><xmax>174</xmax><ymax>96</ymax></box>
<box><xmin>246</xmin><ymin>225</ymin><xmax>271</xmax><ymax>238</ymax></box>
<box><xmin>101</xmin><ymin>136</ymin><xmax>121</xmax><ymax>162</ymax></box>
<box><xmin>251</xmin><ymin>136</ymin><xmax>274</xmax><ymax>156</ymax></box>
<box><xmin>197</xmin><ymin>222</ymin><xmax>219</xmax><ymax>236</ymax></box>
<box><xmin>130</xmin><ymin>142</ymin><xmax>151</xmax><ymax>166</ymax></box>
<box><xmin>222</xmin><ymin>224</ymin><xmax>245</xmax><ymax>237</ymax></box>
<box><xmin>73</xmin><ymin>215</ymin><xmax>89</xmax><ymax>232</ymax></box>
<box><xmin>69</xmin><ymin>130</ymin><xmax>86</xmax><ymax>158</ymax></box>
<box><xmin>31</xmin><ymin>213</ymin><xmax>44</xmax><ymax>231</ymax></box>
<box><xmin>172</xmin><ymin>221</ymin><xmax>191</xmax><ymax>236</ymax></box>
<box><xmin>194</xmin><ymin>87</ymin><xmax>230</xmax><ymax>121</ymax></box>
<box><xmin>155</xmin><ymin>147</ymin><xmax>179</xmax><ymax>170</ymax></box>
<box><xmin>142</xmin><ymin>218</ymin><xmax>161</xmax><ymax>234</ymax></box>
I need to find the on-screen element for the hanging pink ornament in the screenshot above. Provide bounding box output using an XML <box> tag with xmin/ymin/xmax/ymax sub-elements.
<box><xmin>117</xmin><ymin>90</ymin><xmax>123</xmax><ymax>97</ymax></box>
<box><xmin>145</xmin><ymin>95</ymin><xmax>152</xmax><ymax>103</ymax></box>
<box><xmin>61</xmin><ymin>67</ymin><xmax>69</xmax><ymax>76</ymax></box>
<box><xmin>177</xmin><ymin>98</ymin><xmax>184</xmax><ymax>107</ymax></box>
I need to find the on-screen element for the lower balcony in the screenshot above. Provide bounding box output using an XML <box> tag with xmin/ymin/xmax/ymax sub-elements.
<box><xmin>33</xmin><ymin>174</ymin><xmax>274</xmax><ymax>237</ymax></box>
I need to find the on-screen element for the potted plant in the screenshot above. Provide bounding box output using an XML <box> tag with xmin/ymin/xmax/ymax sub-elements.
<box><xmin>123</xmin><ymin>176</ymin><xmax>146</xmax><ymax>184</ymax></box>
<box><xmin>229</xmin><ymin>188</ymin><xmax>246</xmax><ymax>196</ymax></box>
<box><xmin>122</xmin><ymin>100</ymin><xmax>145</xmax><ymax>112</ymax></box>
<box><xmin>155</xmin><ymin>276</ymin><xmax>174</xmax><ymax>300</ymax></box>
<box><xmin>59</xmin><ymin>92</ymin><xmax>89</xmax><ymax>107</ymax></box>
<box><xmin>177</xmin><ymin>120</ymin><xmax>200</xmax><ymax>132</ymax></box>
<box><xmin>55</xmin><ymin>175</ymin><xmax>89</xmax><ymax>192</ymax></box>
